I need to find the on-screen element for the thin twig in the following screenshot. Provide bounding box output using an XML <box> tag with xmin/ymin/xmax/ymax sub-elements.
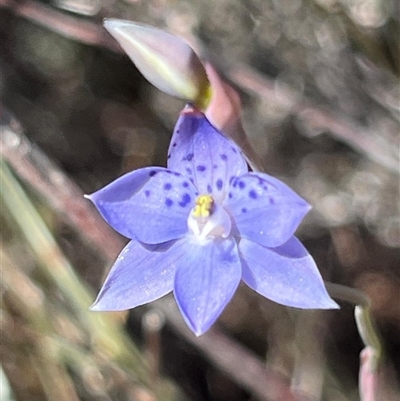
<box><xmin>225</xmin><ymin>63</ymin><xmax>399</xmax><ymax>174</ymax></box>
<box><xmin>0</xmin><ymin>0</ymin><xmax>120</xmax><ymax>52</ymax></box>
<box><xmin>154</xmin><ymin>299</ymin><xmax>307</xmax><ymax>401</ymax></box>
<box><xmin>0</xmin><ymin>107</ymin><xmax>125</xmax><ymax>262</ymax></box>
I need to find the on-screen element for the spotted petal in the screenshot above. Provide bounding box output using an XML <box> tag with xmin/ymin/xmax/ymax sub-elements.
<box><xmin>240</xmin><ymin>237</ymin><xmax>338</xmax><ymax>309</ymax></box>
<box><xmin>174</xmin><ymin>237</ymin><xmax>241</xmax><ymax>335</ymax></box>
<box><xmin>167</xmin><ymin>106</ymin><xmax>248</xmax><ymax>201</ymax></box>
<box><xmin>224</xmin><ymin>172</ymin><xmax>311</xmax><ymax>248</ymax></box>
<box><xmin>87</xmin><ymin>167</ymin><xmax>197</xmax><ymax>243</ymax></box>
<box><xmin>91</xmin><ymin>239</ymin><xmax>187</xmax><ymax>311</ymax></box>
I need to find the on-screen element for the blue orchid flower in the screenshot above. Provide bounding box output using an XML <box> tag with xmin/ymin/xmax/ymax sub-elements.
<box><xmin>87</xmin><ymin>105</ymin><xmax>338</xmax><ymax>336</ymax></box>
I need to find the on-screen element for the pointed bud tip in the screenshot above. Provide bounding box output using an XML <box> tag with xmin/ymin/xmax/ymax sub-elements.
<box><xmin>103</xmin><ymin>18</ymin><xmax>146</xmax><ymax>36</ymax></box>
<box><xmin>103</xmin><ymin>18</ymin><xmax>117</xmax><ymax>30</ymax></box>
<box><xmin>103</xmin><ymin>18</ymin><xmax>132</xmax><ymax>33</ymax></box>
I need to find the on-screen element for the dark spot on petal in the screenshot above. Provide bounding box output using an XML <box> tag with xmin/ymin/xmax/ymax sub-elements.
<box><xmin>173</xmin><ymin>172</ymin><xmax>180</xmax><ymax>176</ymax></box>
<box><xmin>213</xmin><ymin>164</ymin><xmax>218</xmax><ymax>169</ymax></box>
<box><xmin>216</xmin><ymin>179</ymin><xmax>223</xmax><ymax>190</ymax></box>
<box><xmin>145</xmin><ymin>190</ymin><xmax>151</xmax><ymax>198</ymax></box>
<box><xmin>196</xmin><ymin>165</ymin><xmax>206</xmax><ymax>172</ymax></box>
<box><xmin>186</xmin><ymin>167</ymin><xmax>193</xmax><ymax>175</ymax></box>
<box><xmin>172</xmin><ymin>142</ymin><xmax>177</xmax><ymax>147</ymax></box>
<box><xmin>232</xmin><ymin>180</ymin><xmax>237</xmax><ymax>188</ymax></box>
<box><xmin>190</xmin><ymin>178</ymin><xmax>195</xmax><ymax>184</ymax></box>
<box><xmin>241</xmin><ymin>208</ymin><xmax>247</xmax><ymax>213</ymax></box>
<box><xmin>179</xmin><ymin>193</ymin><xmax>191</xmax><ymax>207</ymax></box>
<box><xmin>269</xmin><ymin>198</ymin><xmax>275</xmax><ymax>205</ymax></box>
<box><xmin>165</xmin><ymin>170</ymin><xmax>173</xmax><ymax>174</ymax></box>
<box><xmin>249</xmin><ymin>190</ymin><xmax>258</xmax><ymax>199</ymax></box>
<box><xmin>228</xmin><ymin>192</ymin><xmax>233</xmax><ymax>199</ymax></box>
<box><xmin>182</xmin><ymin>182</ymin><xmax>189</xmax><ymax>188</ymax></box>
<box><xmin>231</xmin><ymin>146</ymin><xmax>237</xmax><ymax>153</ymax></box>
<box><xmin>187</xmin><ymin>153</ymin><xmax>194</xmax><ymax>161</ymax></box>
<box><xmin>167</xmin><ymin>154</ymin><xmax>171</xmax><ymax>159</ymax></box>
<box><xmin>165</xmin><ymin>198</ymin><xmax>173</xmax><ymax>207</ymax></box>
<box><xmin>238</xmin><ymin>181</ymin><xmax>246</xmax><ymax>189</ymax></box>
<box><xmin>149</xmin><ymin>170</ymin><xmax>157</xmax><ymax>177</ymax></box>
<box><xmin>220</xmin><ymin>153</ymin><xmax>228</xmax><ymax>160</ymax></box>
<box><xmin>206</xmin><ymin>184</ymin><xmax>212</xmax><ymax>193</ymax></box>
<box><xmin>164</xmin><ymin>183</ymin><xmax>172</xmax><ymax>190</ymax></box>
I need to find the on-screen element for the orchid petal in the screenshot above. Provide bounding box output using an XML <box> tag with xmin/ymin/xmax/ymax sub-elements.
<box><xmin>173</xmin><ymin>237</ymin><xmax>241</xmax><ymax>335</ymax></box>
<box><xmin>168</xmin><ymin>106</ymin><xmax>248</xmax><ymax>202</ymax></box>
<box><xmin>104</xmin><ymin>19</ymin><xmax>211</xmax><ymax>108</ymax></box>
<box><xmin>224</xmin><ymin>172</ymin><xmax>311</xmax><ymax>247</ymax></box>
<box><xmin>87</xmin><ymin>167</ymin><xmax>197</xmax><ymax>243</ymax></box>
<box><xmin>91</xmin><ymin>239</ymin><xmax>187</xmax><ymax>311</ymax></box>
<box><xmin>240</xmin><ymin>237</ymin><xmax>338</xmax><ymax>309</ymax></box>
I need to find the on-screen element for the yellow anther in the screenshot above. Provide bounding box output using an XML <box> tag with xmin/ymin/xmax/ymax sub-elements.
<box><xmin>192</xmin><ymin>195</ymin><xmax>214</xmax><ymax>218</ymax></box>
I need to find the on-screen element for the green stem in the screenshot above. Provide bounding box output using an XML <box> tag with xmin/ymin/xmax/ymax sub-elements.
<box><xmin>326</xmin><ymin>282</ymin><xmax>382</xmax><ymax>370</ymax></box>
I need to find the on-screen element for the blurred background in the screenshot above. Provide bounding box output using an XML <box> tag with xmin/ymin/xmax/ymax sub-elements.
<box><xmin>0</xmin><ymin>0</ymin><xmax>399</xmax><ymax>400</ymax></box>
